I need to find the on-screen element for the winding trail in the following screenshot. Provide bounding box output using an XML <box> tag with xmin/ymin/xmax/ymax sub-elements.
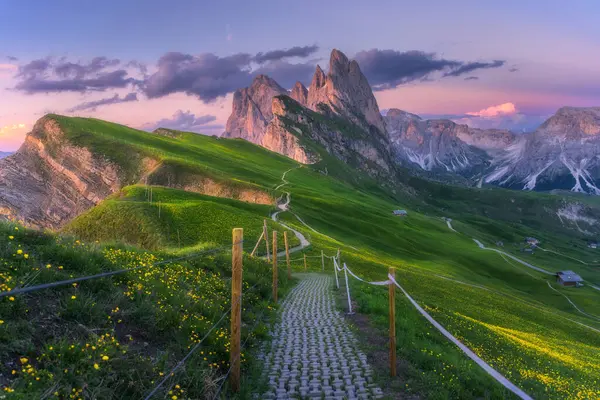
<box><xmin>442</xmin><ymin>218</ymin><xmax>600</xmax><ymax>293</ymax></box>
<box><xmin>259</xmin><ymin>275</ymin><xmax>384</xmax><ymax>399</ymax></box>
<box><xmin>537</xmin><ymin>246</ymin><xmax>600</xmax><ymax>266</ymax></box>
<box><xmin>271</xmin><ymin>167</ymin><xmax>356</xmax><ymax>256</ymax></box>
<box><xmin>473</xmin><ymin>239</ymin><xmax>553</xmax><ymax>275</ymax></box>
<box><xmin>545</xmin><ymin>281</ymin><xmax>600</xmax><ymax>321</ymax></box>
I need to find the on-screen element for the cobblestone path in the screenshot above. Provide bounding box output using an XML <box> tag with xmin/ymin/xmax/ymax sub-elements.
<box><xmin>259</xmin><ymin>274</ymin><xmax>384</xmax><ymax>399</ymax></box>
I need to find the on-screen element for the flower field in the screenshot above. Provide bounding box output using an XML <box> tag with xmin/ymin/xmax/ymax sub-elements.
<box><xmin>0</xmin><ymin>221</ymin><xmax>290</xmax><ymax>398</ymax></box>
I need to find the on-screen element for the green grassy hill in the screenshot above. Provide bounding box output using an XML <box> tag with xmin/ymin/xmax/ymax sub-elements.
<box><xmin>2</xmin><ymin>114</ymin><xmax>600</xmax><ymax>399</ymax></box>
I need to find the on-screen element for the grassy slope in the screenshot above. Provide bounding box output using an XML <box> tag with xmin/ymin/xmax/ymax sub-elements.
<box><xmin>65</xmin><ymin>186</ymin><xmax>301</xmax><ymax>253</ymax></box>
<box><xmin>277</xmin><ymin>166</ymin><xmax>600</xmax><ymax>399</ymax></box>
<box><xmin>0</xmin><ymin>221</ymin><xmax>293</xmax><ymax>399</ymax></box>
<box><xmin>4</xmin><ymin>115</ymin><xmax>600</xmax><ymax>399</ymax></box>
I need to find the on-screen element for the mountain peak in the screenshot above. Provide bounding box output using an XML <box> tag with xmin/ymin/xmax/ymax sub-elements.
<box><xmin>290</xmin><ymin>81</ymin><xmax>308</xmax><ymax>106</ymax></box>
<box><xmin>329</xmin><ymin>49</ymin><xmax>350</xmax><ymax>73</ymax></box>
<box><xmin>539</xmin><ymin>106</ymin><xmax>600</xmax><ymax>137</ymax></box>
<box><xmin>306</xmin><ymin>49</ymin><xmax>387</xmax><ymax>134</ymax></box>
<box><xmin>223</xmin><ymin>74</ymin><xmax>287</xmax><ymax>141</ymax></box>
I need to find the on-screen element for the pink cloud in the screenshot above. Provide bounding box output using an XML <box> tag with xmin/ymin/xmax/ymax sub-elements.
<box><xmin>466</xmin><ymin>102</ymin><xmax>516</xmax><ymax>117</ymax></box>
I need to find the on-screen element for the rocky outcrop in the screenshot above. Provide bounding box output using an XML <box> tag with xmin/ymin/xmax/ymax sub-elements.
<box><xmin>222</xmin><ymin>49</ymin><xmax>394</xmax><ymax>178</ymax></box>
<box><xmin>0</xmin><ymin>117</ymin><xmax>125</xmax><ymax>229</ymax></box>
<box><xmin>306</xmin><ymin>49</ymin><xmax>387</xmax><ymax>135</ymax></box>
<box><xmin>290</xmin><ymin>81</ymin><xmax>308</xmax><ymax>107</ymax></box>
<box><xmin>386</xmin><ymin>109</ymin><xmax>491</xmax><ymax>174</ymax></box>
<box><xmin>223</xmin><ymin>75</ymin><xmax>287</xmax><ymax>143</ymax></box>
<box><xmin>388</xmin><ymin>106</ymin><xmax>600</xmax><ymax>194</ymax></box>
<box><xmin>268</xmin><ymin>95</ymin><xmax>395</xmax><ymax>175</ymax></box>
<box><xmin>484</xmin><ymin>107</ymin><xmax>600</xmax><ymax>194</ymax></box>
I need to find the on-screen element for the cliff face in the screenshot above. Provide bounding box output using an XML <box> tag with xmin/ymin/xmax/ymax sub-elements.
<box><xmin>223</xmin><ymin>75</ymin><xmax>287</xmax><ymax>143</ymax></box>
<box><xmin>306</xmin><ymin>49</ymin><xmax>387</xmax><ymax>135</ymax></box>
<box><xmin>0</xmin><ymin>117</ymin><xmax>125</xmax><ymax>229</ymax></box>
<box><xmin>222</xmin><ymin>49</ymin><xmax>395</xmax><ymax>177</ymax></box>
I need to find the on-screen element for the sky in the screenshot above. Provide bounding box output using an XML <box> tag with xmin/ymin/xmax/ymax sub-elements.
<box><xmin>1</xmin><ymin>0</ymin><xmax>600</xmax><ymax>151</ymax></box>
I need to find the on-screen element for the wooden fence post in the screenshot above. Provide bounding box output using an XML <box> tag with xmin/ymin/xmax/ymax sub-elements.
<box><xmin>389</xmin><ymin>267</ymin><xmax>396</xmax><ymax>377</ymax></box>
<box><xmin>263</xmin><ymin>220</ymin><xmax>271</xmax><ymax>262</ymax></box>
<box><xmin>250</xmin><ymin>231</ymin><xmax>264</xmax><ymax>257</ymax></box>
<box><xmin>321</xmin><ymin>250</ymin><xmax>325</xmax><ymax>272</ymax></box>
<box><xmin>230</xmin><ymin>228</ymin><xmax>243</xmax><ymax>392</ymax></box>
<box><xmin>284</xmin><ymin>231</ymin><xmax>291</xmax><ymax>280</ymax></box>
<box><xmin>272</xmin><ymin>231</ymin><xmax>278</xmax><ymax>303</ymax></box>
<box><xmin>304</xmin><ymin>254</ymin><xmax>307</xmax><ymax>272</ymax></box>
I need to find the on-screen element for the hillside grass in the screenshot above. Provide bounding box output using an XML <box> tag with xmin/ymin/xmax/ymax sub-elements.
<box><xmin>0</xmin><ymin>221</ymin><xmax>290</xmax><ymax>399</ymax></box>
<box><xmin>277</xmin><ymin>166</ymin><xmax>600</xmax><ymax>399</ymax></box>
<box><xmin>65</xmin><ymin>185</ymin><xmax>300</xmax><ymax>253</ymax></box>
<box><xmin>7</xmin><ymin>114</ymin><xmax>600</xmax><ymax>399</ymax></box>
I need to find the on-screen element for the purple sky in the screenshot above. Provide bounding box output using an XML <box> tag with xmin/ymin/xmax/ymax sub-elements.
<box><xmin>1</xmin><ymin>0</ymin><xmax>599</xmax><ymax>151</ymax></box>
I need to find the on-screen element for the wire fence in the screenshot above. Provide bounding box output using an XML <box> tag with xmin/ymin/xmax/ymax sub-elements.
<box><xmin>330</xmin><ymin>253</ymin><xmax>533</xmax><ymax>400</ymax></box>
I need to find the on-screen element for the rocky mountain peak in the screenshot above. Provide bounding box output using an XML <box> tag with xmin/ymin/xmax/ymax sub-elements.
<box><xmin>290</xmin><ymin>81</ymin><xmax>308</xmax><ymax>106</ymax></box>
<box><xmin>223</xmin><ymin>74</ymin><xmax>287</xmax><ymax>142</ymax></box>
<box><xmin>386</xmin><ymin>108</ymin><xmax>422</xmax><ymax>121</ymax></box>
<box><xmin>538</xmin><ymin>106</ymin><xmax>600</xmax><ymax>138</ymax></box>
<box><xmin>306</xmin><ymin>49</ymin><xmax>387</xmax><ymax>135</ymax></box>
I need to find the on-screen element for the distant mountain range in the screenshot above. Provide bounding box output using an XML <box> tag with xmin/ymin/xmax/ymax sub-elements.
<box><xmin>0</xmin><ymin>152</ymin><xmax>13</xmax><ymax>159</ymax></box>
<box><xmin>223</xmin><ymin>49</ymin><xmax>600</xmax><ymax>195</ymax></box>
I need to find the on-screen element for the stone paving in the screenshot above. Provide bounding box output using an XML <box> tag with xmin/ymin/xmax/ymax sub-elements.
<box><xmin>259</xmin><ymin>274</ymin><xmax>384</xmax><ymax>400</ymax></box>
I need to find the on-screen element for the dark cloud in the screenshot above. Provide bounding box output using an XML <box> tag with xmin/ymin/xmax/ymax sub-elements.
<box><xmin>142</xmin><ymin>110</ymin><xmax>222</xmax><ymax>133</ymax></box>
<box><xmin>13</xmin><ymin>57</ymin><xmax>138</xmax><ymax>94</ymax></box>
<box><xmin>254</xmin><ymin>60</ymin><xmax>315</xmax><ymax>88</ymax></box>
<box><xmin>67</xmin><ymin>92</ymin><xmax>138</xmax><ymax>112</ymax></box>
<box><xmin>509</xmin><ymin>67</ymin><xmax>519</xmax><ymax>72</ymax></box>
<box><xmin>142</xmin><ymin>52</ymin><xmax>253</xmax><ymax>102</ymax></box>
<box><xmin>6</xmin><ymin>56</ymin><xmax>18</xmax><ymax>61</ymax></box>
<box><xmin>464</xmin><ymin>76</ymin><xmax>479</xmax><ymax>81</ymax></box>
<box><xmin>126</xmin><ymin>60</ymin><xmax>149</xmax><ymax>78</ymax></box>
<box><xmin>355</xmin><ymin>49</ymin><xmax>505</xmax><ymax>90</ymax></box>
<box><xmin>254</xmin><ymin>45</ymin><xmax>319</xmax><ymax>63</ymax></box>
<box><xmin>16</xmin><ymin>70</ymin><xmax>137</xmax><ymax>93</ymax></box>
<box><xmin>442</xmin><ymin>60</ymin><xmax>504</xmax><ymax>77</ymax></box>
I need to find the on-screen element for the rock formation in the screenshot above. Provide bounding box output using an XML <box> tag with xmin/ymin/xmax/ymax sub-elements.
<box><xmin>306</xmin><ymin>49</ymin><xmax>387</xmax><ymax>135</ymax></box>
<box><xmin>223</xmin><ymin>74</ymin><xmax>287</xmax><ymax>143</ymax></box>
<box><xmin>290</xmin><ymin>81</ymin><xmax>308</xmax><ymax>107</ymax></box>
<box><xmin>0</xmin><ymin>117</ymin><xmax>124</xmax><ymax>229</ymax></box>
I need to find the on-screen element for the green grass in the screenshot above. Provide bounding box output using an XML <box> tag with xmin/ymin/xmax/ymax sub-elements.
<box><xmin>0</xmin><ymin>221</ymin><xmax>291</xmax><ymax>399</ymax></box>
<box><xmin>64</xmin><ymin>185</ymin><xmax>300</xmax><ymax>252</ymax></box>
<box><xmin>3</xmin><ymin>114</ymin><xmax>600</xmax><ymax>399</ymax></box>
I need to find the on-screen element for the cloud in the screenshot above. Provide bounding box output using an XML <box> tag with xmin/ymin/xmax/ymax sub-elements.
<box><xmin>67</xmin><ymin>92</ymin><xmax>138</xmax><ymax>112</ymax></box>
<box><xmin>466</xmin><ymin>102</ymin><xmax>516</xmax><ymax>117</ymax></box>
<box><xmin>142</xmin><ymin>52</ymin><xmax>253</xmax><ymax>102</ymax></box>
<box><xmin>0</xmin><ymin>123</ymin><xmax>26</xmax><ymax>134</ymax></box>
<box><xmin>254</xmin><ymin>45</ymin><xmax>319</xmax><ymax>63</ymax></box>
<box><xmin>13</xmin><ymin>57</ymin><xmax>139</xmax><ymax>94</ymax></box>
<box><xmin>509</xmin><ymin>67</ymin><xmax>519</xmax><ymax>72</ymax></box>
<box><xmin>254</xmin><ymin>60</ymin><xmax>315</xmax><ymax>88</ymax></box>
<box><xmin>354</xmin><ymin>49</ymin><xmax>505</xmax><ymax>90</ymax></box>
<box><xmin>142</xmin><ymin>48</ymin><xmax>317</xmax><ymax>102</ymax></box>
<box><xmin>142</xmin><ymin>110</ymin><xmax>222</xmax><ymax>133</ymax></box>
<box><xmin>464</xmin><ymin>76</ymin><xmax>479</xmax><ymax>81</ymax></box>
<box><xmin>442</xmin><ymin>60</ymin><xmax>504</xmax><ymax>77</ymax></box>
<box><xmin>425</xmin><ymin>103</ymin><xmax>548</xmax><ymax>132</ymax></box>
<box><xmin>6</xmin><ymin>56</ymin><xmax>18</xmax><ymax>61</ymax></box>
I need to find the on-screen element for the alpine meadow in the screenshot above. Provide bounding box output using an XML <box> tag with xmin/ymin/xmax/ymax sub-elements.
<box><xmin>1</xmin><ymin>3</ymin><xmax>600</xmax><ymax>399</ymax></box>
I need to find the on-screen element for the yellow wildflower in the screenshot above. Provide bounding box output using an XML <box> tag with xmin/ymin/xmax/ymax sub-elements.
<box><xmin>71</xmin><ymin>295</ymin><xmax>76</xmax><ymax>300</ymax></box>
<box><xmin>16</xmin><ymin>249</ymin><xmax>22</xmax><ymax>255</ymax></box>
<box><xmin>101</xmin><ymin>355</ymin><xmax>109</xmax><ymax>361</ymax></box>
<box><xmin>93</xmin><ymin>363</ymin><xmax>99</xmax><ymax>370</ymax></box>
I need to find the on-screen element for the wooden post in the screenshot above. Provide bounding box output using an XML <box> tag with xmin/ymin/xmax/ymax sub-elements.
<box><xmin>321</xmin><ymin>250</ymin><xmax>325</xmax><ymax>272</ymax></box>
<box><xmin>388</xmin><ymin>267</ymin><xmax>396</xmax><ymax>377</ymax></box>
<box><xmin>250</xmin><ymin>231</ymin><xmax>264</xmax><ymax>257</ymax></box>
<box><xmin>263</xmin><ymin>220</ymin><xmax>270</xmax><ymax>261</ymax></box>
<box><xmin>230</xmin><ymin>228</ymin><xmax>243</xmax><ymax>391</ymax></box>
<box><xmin>272</xmin><ymin>231</ymin><xmax>278</xmax><ymax>303</ymax></box>
<box><xmin>284</xmin><ymin>231</ymin><xmax>291</xmax><ymax>280</ymax></box>
<box><xmin>304</xmin><ymin>254</ymin><xmax>307</xmax><ymax>272</ymax></box>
